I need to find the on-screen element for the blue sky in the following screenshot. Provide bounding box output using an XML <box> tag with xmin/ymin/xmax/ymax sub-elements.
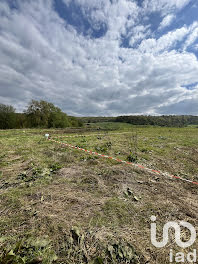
<box><xmin>0</xmin><ymin>0</ymin><xmax>198</xmax><ymax>115</ymax></box>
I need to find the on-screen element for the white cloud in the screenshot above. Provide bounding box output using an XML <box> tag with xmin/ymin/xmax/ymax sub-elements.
<box><xmin>129</xmin><ymin>25</ymin><xmax>151</xmax><ymax>47</ymax></box>
<box><xmin>183</xmin><ymin>23</ymin><xmax>198</xmax><ymax>50</ymax></box>
<box><xmin>143</xmin><ymin>0</ymin><xmax>191</xmax><ymax>15</ymax></box>
<box><xmin>159</xmin><ymin>14</ymin><xmax>175</xmax><ymax>29</ymax></box>
<box><xmin>138</xmin><ymin>26</ymin><xmax>189</xmax><ymax>53</ymax></box>
<box><xmin>0</xmin><ymin>0</ymin><xmax>198</xmax><ymax>116</ymax></box>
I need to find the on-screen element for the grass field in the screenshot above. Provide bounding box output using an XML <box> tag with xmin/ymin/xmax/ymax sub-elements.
<box><xmin>0</xmin><ymin>123</ymin><xmax>198</xmax><ymax>263</ymax></box>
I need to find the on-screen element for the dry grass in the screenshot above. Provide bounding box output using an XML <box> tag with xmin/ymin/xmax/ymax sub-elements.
<box><xmin>0</xmin><ymin>125</ymin><xmax>198</xmax><ymax>263</ymax></box>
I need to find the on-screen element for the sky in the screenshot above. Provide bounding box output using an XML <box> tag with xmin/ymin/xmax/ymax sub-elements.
<box><xmin>0</xmin><ymin>0</ymin><xmax>198</xmax><ymax>116</ymax></box>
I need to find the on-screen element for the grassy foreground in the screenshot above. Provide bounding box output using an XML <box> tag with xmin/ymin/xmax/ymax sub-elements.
<box><xmin>0</xmin><ymin>124</ymin><xmax>198</xmax><ymax>263</ymax></box>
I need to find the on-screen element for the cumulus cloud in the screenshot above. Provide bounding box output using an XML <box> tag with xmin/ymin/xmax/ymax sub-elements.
<box><xmin>159</xmin><ymin>14</ymin><xmax>175</xmax><ymax>29</ymax></box>
<box><xmin>0</xmin><ymin>0</ymin><xmax>198</xmax><ymax>115</ymax></box>
<box><xmin>142</xmin><ymin>0</ymin><xmax>191</xmax><ymax>15</ymax></box>
<box><xmin>183</xmin><ymin>23</ymin><xmax>198</xmax><ymax>50</ymax></box>
<box><xmin>138</xmin><ymin>25</ymin><xmax>193</xmax><ymax>53</ymax></box>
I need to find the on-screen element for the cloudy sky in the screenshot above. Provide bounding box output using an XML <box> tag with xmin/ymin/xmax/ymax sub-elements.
<box><xmin>0</xmin><ymin>0</ymin><xmax>198</xmax><ymax>116</ymax></box>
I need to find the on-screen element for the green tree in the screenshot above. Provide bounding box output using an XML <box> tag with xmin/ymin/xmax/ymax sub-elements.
<box><xmin>25</xmin><ymin>100</ymin><xmax>80</xmax><ymax>128</ymax></box>
<box><xmin>0</xmin><ymin>104</ymin><xmax>16</xmax><ymax>129</ymax></box>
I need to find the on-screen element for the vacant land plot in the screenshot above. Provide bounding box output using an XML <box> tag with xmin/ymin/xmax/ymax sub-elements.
<box><xmin>0</xmin><ymin>123</ymin><xmax>198</xmax><ymax>263</ymax></box>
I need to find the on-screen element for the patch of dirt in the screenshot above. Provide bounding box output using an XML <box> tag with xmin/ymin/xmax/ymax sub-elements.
<box><xmin>57</xmin><ymin>166</ymin><xmax>82</xmax><ymax>179</ymax></box>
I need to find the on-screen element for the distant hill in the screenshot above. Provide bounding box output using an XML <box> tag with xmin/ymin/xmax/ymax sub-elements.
<box><xmin>78</xmin><ymin>115</ymin><xmax>198</xmax><ymax>127</ymax></box>
<box><xmin>77</xmin><ymin>116</ymin><xmax>116</xmax><ymax>123</ymax></box>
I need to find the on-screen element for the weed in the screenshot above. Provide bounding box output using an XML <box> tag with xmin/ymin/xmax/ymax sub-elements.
<box><xmin>55</xmin><ymin>227</ymin><xmax>143</xmax><ymax>264</ymax></box>
<box><xmin>95</xmin><ymin>142</ymin><xmax>112</xmax><ymax>153</ymax></box>
<box><xmin>127</xmin><ymin>132</ymin><xmax>138</xmax><ymax>163</ymax></box>
<box><xmin>0</xmin><ymin>239</ymin><xmax>57</xmax><ymax>264</ymax></box>
<box><xmin>127</xmin><ymin>153</ymin><xmax>138</xmax><ymax>163</ymax></box>
<box><xmin>49</xmin><ymin>163</ymin><xmax>62</xmax><ymax>172</ymax></box>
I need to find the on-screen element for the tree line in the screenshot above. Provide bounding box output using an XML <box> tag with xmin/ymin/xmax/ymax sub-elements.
<box><xmin>115</xmin><ymin>115</ymin><xmax>198</xmax><ymax>127</ymax></box>
<box><xmin>0</xmin><ymin>100</ymin><xmax>83</xmax><ymax>129</ymax></box>
<box><xmin>78</xmin><ymin>116</ymin><xmax>116</xmax><ymax>123</ymax></box>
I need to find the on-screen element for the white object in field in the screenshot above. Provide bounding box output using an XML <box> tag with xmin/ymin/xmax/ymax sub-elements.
<box><xmin>45</xmin><ymin>134</ymin><xmax>49</xmax><ymax>139</ymax></box>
